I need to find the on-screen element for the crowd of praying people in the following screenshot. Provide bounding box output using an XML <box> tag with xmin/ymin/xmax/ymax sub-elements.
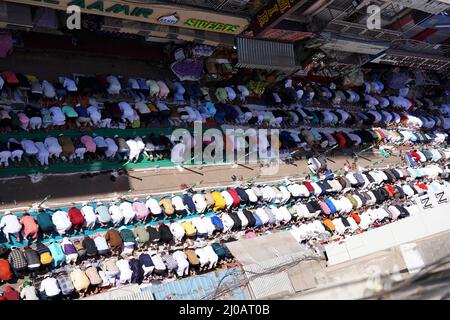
<box><xmin>1</xmin><ymin>69</ymin><xmax>450</xmax><ymax>169</ymax></box>
<box><xmin>1</xmin><ymin>70</ymin><xmax>449</xmax><ymax>132</ymax></box>
<box><xmin>0</xmin><ymin>120</ymin><xmax>448</xmax><ymax>168</ymax></box>
<box><xmin>0</xmin><ymin>66</ymin><xmax>449</xmax><ymax>299</ymax></box>
<box><xmin>0</xmin><ymin>141</ymin><xmax>449</xmax><ymax>299</ymax></box>
<box><xmin>0</xmin><ymin>133</ymin><xmax>174</xmax><ymax>167</ymax></box>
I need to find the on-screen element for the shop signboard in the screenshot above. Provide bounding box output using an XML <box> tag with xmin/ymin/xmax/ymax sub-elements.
<box><xmin>3</xmin><ymin>0</ymin><xmax>248</xmax><ymax>34</ymax></box>
<box><xmin>184</xmin><ymin>18</ymin><xmax>240</xmax><ymax>33</ymax></box>
<box><xmin>249</xmin><ymin>0</ymin><xmax>302</xmax><ymax>36</ymax></box>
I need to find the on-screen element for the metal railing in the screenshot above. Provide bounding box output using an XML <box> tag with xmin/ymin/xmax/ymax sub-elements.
<box><xmin>390</xmin><ymin>39</ymin><xmax>450</xmax><ymax>57</ymax></box>
<box><xmin>325</xmin><ymin>19</ymin><xmax>402</xmax><ymax>41</ymax></box>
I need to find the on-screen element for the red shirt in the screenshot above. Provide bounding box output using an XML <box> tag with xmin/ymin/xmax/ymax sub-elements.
<box><xmin>0</xmin><ymin>259</ymin><xmax>12</xmax><ymax>281</ymax></box>
<box><xmin>227</xmin><ymin>189</ymin><xmax>241</xmax><ymax>207</ymax></box>
<box><xmin>2</xmin><ymin>286</ymin><xmax>19</xmax><ymax>300</ymax></box>
<box><xmin>416</xmin><ymin>183</ymin><xmax>428</xmax><ymax>191</ymax></box>
<box><xmin>410</xmin><ymin>151</ymin><xmax>421</xmax><ymax>162</ymax></box>
<box><xmin>351</xmin><ymin>212</ymin><xmax>361</xmax><ymax>224</ymax></box>
<box><xmin>407</xmin><ymin>98</ymin><xmax>416</xmax><ymax>111</ymax></box>
<box><xmin>384</xmin><ymin>185</ymin><xmax>396</xmax><ymax>197</ymax></box>
<box><xmin>1</xmin><ymin>71</ymin><xmax>19</xmax><ymax>84</ymax></box>
<box><xmin>68</xmin><ymin>207</ymin><xmax>85</xmax><ymax>226</ymax></box>
<box><xmin>335</xmin><ymin>132</ymin><xmax>347</xmax><ymax>148</ymax></box>
<box><xmin>303</xmin><ymin>182</ymin><xmax>315</xmax><ymax>193</ymax></box>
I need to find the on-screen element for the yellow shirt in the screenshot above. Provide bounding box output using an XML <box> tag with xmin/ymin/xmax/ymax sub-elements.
<box><xmin>26</xmin><ymin>74</ymin><xmax>39</xmax><ymax>82</ymax></box>
<box><xmin>159</xmin><ymin>198</ymin><xmax>175</xmax><ymax>215</ymax></box>
<box><xmin>148</xmin><ymin>103</ymin><xmax>158</xmax><ymax>113</ymax></box>
<box><xmin>323</xmin><ymin>219</ymin><xmax>336</xmax><ymax>232</ymax></box>
<box><xmin>211</xmin><ymin>191</ymin><xmax>226</xmax><ymax>212</ymax></box>
<box><xmin>181</xmin><ymin>221</ymin><xmax>197</xmax><ymax>237</ymax></box>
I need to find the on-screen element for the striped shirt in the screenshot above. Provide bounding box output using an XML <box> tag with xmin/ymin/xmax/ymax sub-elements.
<box><xmin>8</xmin><ymin>249</ymin><xmax>27</xmax><ymax>269</ymax></box>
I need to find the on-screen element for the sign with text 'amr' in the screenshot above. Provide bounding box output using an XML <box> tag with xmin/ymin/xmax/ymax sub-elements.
<box><xmin>4</xmin><ymin>0</ymin><xmax>248</xmax><ymax>34</ymax></box>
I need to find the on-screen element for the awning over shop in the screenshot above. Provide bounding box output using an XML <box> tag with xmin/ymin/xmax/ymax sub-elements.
<box><xmin>235</xmin><ymin>36</ymin><xmax>298</xmax><ymax>71</ymax></box>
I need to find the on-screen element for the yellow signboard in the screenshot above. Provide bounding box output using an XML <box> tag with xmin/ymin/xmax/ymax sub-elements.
<box><xmin>4</xmin><ymin>0</ymin><xmax>248</xmax><ymax>34</ymax></box>
<box><xmin>251</xmin><ymin>0</ymin><xmax>297</xmax><ymax>35</ymax></box>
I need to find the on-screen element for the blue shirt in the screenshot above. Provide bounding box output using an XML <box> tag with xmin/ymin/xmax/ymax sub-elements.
<box><xmin>210</xmin><ymin>216</ymin><xmax>224</xmax><ymax>230</ymax></box>
<box><xmin>204</xmin><ymin>102</ymin><xmax>216</xmax><ymax>116</ymax></box>
<box><xmin>137</xmin><ymin>78</ymin><xmax>149</xmax><ymax>91</ymax></box>
<box><xmin>94</xmin><ymin>136</ymin><xmax>107</xmax><ymax>148</ymax></box>
<box><xmin>182</xmin><ymin>195</ymin><xmax>196</xmax><ymax>214</ymax></box>
<box><xmin>139</xmin><ymin>253</ymin><xmax>154</xmax><ymax>267</ymax></box>
<box><xmin>324</xmin><ymin>198</ymin><xmax>336</xmax><ymax>214</ymax></box>
<box><xmin>325</xmin><ymin>169</ymin><xmax>334</xmax><ymax>180</ymax></box>
<box><xmin>174</xmin><ymin>82</ymin><xmax>185</xmax><ymax>94</ymax></box>
<box><xmin>253</xmin><ymin>213</ymin><xmax>262</xmax><ymax>228</ymax></box>
<box><xmin>75</xmin><ymin>106</ymin><xmax>89</xmax><ymax>118</ymax></box>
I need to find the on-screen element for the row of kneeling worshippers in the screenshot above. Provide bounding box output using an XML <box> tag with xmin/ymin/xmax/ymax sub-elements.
<box><xmin>1</xmin><ymin>162</ymin><xmax>449</xmax><ymax>299</ymax></box>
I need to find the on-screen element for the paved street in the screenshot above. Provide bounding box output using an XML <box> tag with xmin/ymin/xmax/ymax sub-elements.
<box><xmin>0</xmin><ymin>150</ymin><xmax>402</xmax><ymax>212</ymax></box>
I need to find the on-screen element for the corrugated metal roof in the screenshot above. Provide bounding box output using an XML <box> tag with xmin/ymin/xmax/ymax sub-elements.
<box><xmin>225</xmin><ymin>231</ymin><xmax>322</xmax><ymax>299</ymax></box>
<box><xmin>149</xmin><ymin>267</ymin><xmax>251</xmax><ymax>300</ymax></box>
<box><xmin>235</xmin><ymin>37</ymin><xmax>298</xmax><ymax>71</ymax></box>
<box><xmin>82</xmin><ymin>284</ymin><xmax>142</xmax><ymax>300</ymax></box>
<box><xmin>114</xmin><ymin>290</ymin><xmax>155</xmax><ymax>300</ymax></box>
<box><xmin>244</xmin><ymin>254</ymin><xmax>303</xmax><ymax>299</ymax></box>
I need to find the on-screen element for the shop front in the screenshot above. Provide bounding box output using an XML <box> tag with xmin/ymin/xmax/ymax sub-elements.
<box><xmin>2</xmin><ymin>0</ymin><xmax>249</xmax><ymax>45</ymax></box>
<box><xmin>4</xmin><ymin>0</ymin><xmax>248</xmax><ymax>33</ymax></box>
